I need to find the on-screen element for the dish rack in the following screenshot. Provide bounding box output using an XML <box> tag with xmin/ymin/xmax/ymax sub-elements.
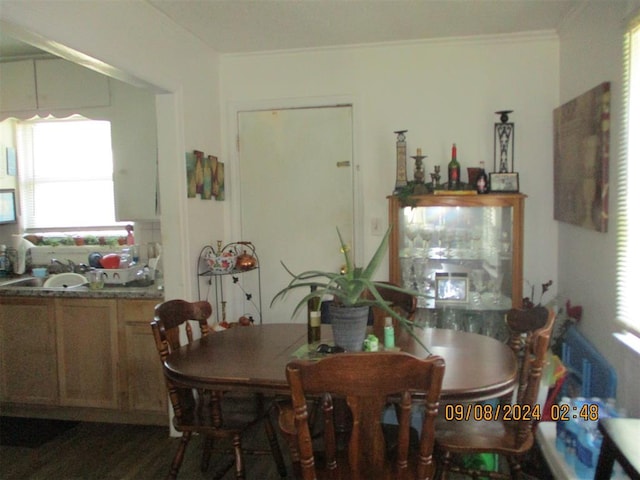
<box><xmin>97</xmin><ymin>266</ymin><xmax>145</xmax><ymax>285</ymax></box>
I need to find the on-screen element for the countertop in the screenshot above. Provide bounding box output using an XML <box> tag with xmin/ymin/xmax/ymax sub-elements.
<box><xmin>0</xmin><ymin>275</ymin><xmax>164</xmax><ymax>299</ymax></box>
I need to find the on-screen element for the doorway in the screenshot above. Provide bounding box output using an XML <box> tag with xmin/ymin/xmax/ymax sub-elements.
<box><xmin>236</xmin><ymin>105</ymin><xmax>355</xmax><ymax>323</ymax></box>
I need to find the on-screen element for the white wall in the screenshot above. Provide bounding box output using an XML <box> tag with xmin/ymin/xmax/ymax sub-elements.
<box><xmin>0</xmin><ymin>1</ymin><xmax>224</xmax><ymax>300</ymax></box>
<box><xmin>558</xmin><ymin>1</ymin><xmax>640</xmax><ymax>416</ymax></box>
<box><xmin>220</xmin><ymin>34</ymin><xmax>560</xmax><ymax>306</ymax></box>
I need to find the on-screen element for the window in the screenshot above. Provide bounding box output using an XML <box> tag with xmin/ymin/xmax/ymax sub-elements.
<box><xmin>17</xmin><ymin>116</ymin><xmax>124</xmax><ymax>231</ymax></box>
<box><xmin>616</xmin><ymin>18</ymin><xmax>640</xmax><ymax>342</ymax></box>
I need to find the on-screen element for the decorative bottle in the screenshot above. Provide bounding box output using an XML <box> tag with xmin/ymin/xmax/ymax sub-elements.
<box><xmin>307</xmin><ymin>285</ymin><xmax>321</xmax><ymax>344</ymax></box>
<box><xmin>476</xmin><ymin>161</ymin><xmax>489</xmax><ymax>194</ymax></box>
<box><xmin>447</xmin><ymin>143</ymin><xmax>460</xmax><ymax>190</ymax></box>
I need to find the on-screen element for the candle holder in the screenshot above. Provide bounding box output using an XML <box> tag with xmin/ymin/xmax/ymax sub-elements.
<box><xmin>430</xmin><ymin>165</ymin><xmax>441</xmax><ymax>190</ymax></box>
<box><xmin>394</xmin><ymin>130</ymin><xmax>408</xmax><ymax>193</ymax></box>
<box><xmin>411</xmin><ymin>150</ymin><xmax>429</xmax><ymax>194</ymax></box>
<box><xmin>494</xmin><ymin>110</ymin><xmax>514</xmax><ymax>173</ymax></box>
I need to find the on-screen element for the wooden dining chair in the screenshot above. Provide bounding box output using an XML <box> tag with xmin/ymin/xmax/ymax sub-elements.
<box><xmin>151</xmin><ymin>299</ymin><xmax>286</xmax><ymax>479</ymax></box>
<box><xmin>285</xmin><ymin>351</ymin><xmax>445</xmax><ymax>480</ymax></box>
<box><xmin>434</xmin><ymin>305</ymin><xmax>556</xmax><ymax>479</ymax></box>
<box><xmin>365</xmin><ymin>281</ymin><xmax>417</xmax><ymax>329</ymax></box>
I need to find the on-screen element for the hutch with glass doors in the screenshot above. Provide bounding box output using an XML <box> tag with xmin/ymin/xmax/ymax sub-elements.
<box><xmin>388</xmin><ymin>193</ymin><xmax>526</xmax><ymax>340</ymax></box>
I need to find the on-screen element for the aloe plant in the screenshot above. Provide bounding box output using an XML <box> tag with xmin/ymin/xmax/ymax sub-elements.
<box><xmin>271</xmin><ymin>225</ymin><xmax>425</xmax><ymax>332</ymax></box>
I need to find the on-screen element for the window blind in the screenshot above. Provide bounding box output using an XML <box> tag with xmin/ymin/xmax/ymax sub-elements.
<box><xmin>616</xmin><ymin>18</ymin><xmax>640</xmax><ymax>336</ymax></box>
<box><xmin>17</xmin><ymin>116</ymin><xmax>122</xmax><ymax>231</ymax></box>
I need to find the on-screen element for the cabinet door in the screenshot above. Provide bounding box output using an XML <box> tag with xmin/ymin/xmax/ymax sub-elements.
<box><xmin>0</xmin><ymin>59</ymin><xmax>37</xmax><ymax>112</ymax></box>
<box><xmin>36</xmin><ymin>58</ymin><xmax>110</xmax><ymax>110</ymax></box>
<box><xmin>119</xmin><ymin>299</ymin><xmax>166</xmax><ymax>414</ymax></box>
<box><xmin>56</xmin><ymin>298</ymin><xmax>119</xmax><ymax>409</ymax></box>
<box><xmin>0</xmin><ymin>297</ymin><xmax>58</xmax><ymax>404</ymax></box>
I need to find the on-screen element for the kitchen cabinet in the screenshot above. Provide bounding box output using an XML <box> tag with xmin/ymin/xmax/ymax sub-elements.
<box><xmin>0</xmin><ymin>58</ymin><xmax>110</xmax><ymax>114</ymax></box>
<box><xmin>56</xmin><ymin>298</ymin><xmax>119</xmax><ymax>409</ymax></box>
<box><xmin>0</xmin><ymin>294</ymin><xmax>166</xmax><ymax>423</ymax></box>
<box><xmin>0</xmin><ymin>297</ymin><xmax>58</xmax><ymax>405</ymax></box>
<box><xmin>388</xmin><ymin>193</ymin><xmax>525</xmax><ymax>337</ymax></box>
<box><xmin>35</xmin><ymin>58</ymin><xmax>110</xmax><ymax>110</ymax></box>
<box><xmin>119</xmin><ymin>299</ymin><xmax>166</xmax><ymax>414</ymax></box>
<box><xmin>0</xmin><ymin>60</ymin><xmax>37</xmax><ymax>111</ymax></box>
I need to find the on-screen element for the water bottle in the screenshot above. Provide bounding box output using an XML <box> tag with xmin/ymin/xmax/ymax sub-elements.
<box><xmin>555</xmin><ymin>396</ymin><xmax>570</xmax><ymax>454</ymax></box>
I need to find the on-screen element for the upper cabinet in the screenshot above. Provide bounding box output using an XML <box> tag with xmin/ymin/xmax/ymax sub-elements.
<box><xmin>0</xmin><ymin>60</ymin><xmax>37</xmax><ymax>111</ymax></box>
<box><xmin>36</xmin><ymin>58</ymin><xmax>110</xmax><ymax>110</ymax></box>
<box><xmin>0</xmin><ymin>58</ymin><xmax>110</xmax><ymax>113</ymax></box>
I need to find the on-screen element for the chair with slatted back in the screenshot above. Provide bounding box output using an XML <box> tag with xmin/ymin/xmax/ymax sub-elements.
<box><xmin>435</xmin><ymin>306</ymin><xmax>556</xmax><ymax>479</ymax></box>
<box><xmin>366</xmin><ymin>281</ymin><xmax>418</xmax><ymax>330</ymax></box>
<box><xmin>151</xmin><ymin>299</ymin><xmax>286</xmax><ymax>479</ymax></box>
<box><xmin>285</xmin><ymin>351</ymin><xmax>445</xmax><ymax>480</ymax></box>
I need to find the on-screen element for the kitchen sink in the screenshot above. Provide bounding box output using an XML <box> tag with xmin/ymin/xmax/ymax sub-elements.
<box><xmin>1</xmin><ymin>273</ymin><xmax>88</xmax><ymax>289</ymax></box>
<box><xmin>1</xmin><ymin>277</ymin><xmax>47</xmax><ymax>287</ymax></box>
<box><xmin>43</xmin><ymin>272</ymin><xmax>87</xmax><ymax>288</ymax></box>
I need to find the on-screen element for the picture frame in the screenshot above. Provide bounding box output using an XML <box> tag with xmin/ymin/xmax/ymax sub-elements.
<box><xmin>435</xmin><ymin>272</ymin><xmax>469</xmax><ymax>303</ymax></box>
<box><xmin>0</xmin><ymin>189</ymin><xmax>17</xmax><ymax>224</ymax></box>
<box><xmin>553</xmin><ymin>82</ymin><xmax>610</xmax><ymax>232</ymax></box>
<box><xmin>490</xmin><ymin>172</ymin><xmax>519</xmax><ymax>193</ymax></box>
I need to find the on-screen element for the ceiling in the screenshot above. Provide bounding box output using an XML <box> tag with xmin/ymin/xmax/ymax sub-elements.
<box><xmin>0</xmin><ymin>0</ymin><xmax>583</xmax><ymax>59</ymax></box>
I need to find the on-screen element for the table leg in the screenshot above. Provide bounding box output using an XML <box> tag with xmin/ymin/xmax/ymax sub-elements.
<box><xmin>594</xmin><ymin>434</ymin><xmax>616</xmax><ymax>480</ymax></box>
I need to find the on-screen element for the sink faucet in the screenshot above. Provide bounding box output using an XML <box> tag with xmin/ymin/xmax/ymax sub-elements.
<box><xmin>49</xmin><ymin>259</ymin><xmax>68</xmax><ymax>274</ymax></box>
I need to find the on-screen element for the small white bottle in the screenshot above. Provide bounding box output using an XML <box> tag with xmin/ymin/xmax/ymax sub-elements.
<box><xmin>384</xmin><ymin>317</ymin><xmax>395</xmax><ymax>349</ymax></box>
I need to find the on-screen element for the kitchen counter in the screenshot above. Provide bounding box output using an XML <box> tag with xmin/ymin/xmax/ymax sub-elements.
<box><xmin>0</xmin><ymin>275</ymin><xmax>164</xmax><ymax>299</ymax></box>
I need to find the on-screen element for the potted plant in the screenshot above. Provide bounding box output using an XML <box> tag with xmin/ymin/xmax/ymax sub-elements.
<box><xmin>271</xmin><ymin>225</ymin><xmax>424</xmax><ymax>351</ymax></box>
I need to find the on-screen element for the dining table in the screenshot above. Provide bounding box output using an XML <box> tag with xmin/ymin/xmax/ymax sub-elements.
<box><xmin>163</xmin><ymin>323</ymin><xmax>517</xmax><ymax>402</ymax></box>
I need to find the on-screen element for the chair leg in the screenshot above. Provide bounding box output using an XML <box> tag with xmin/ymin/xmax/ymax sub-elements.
<box><xmin>232</xmin><ymin>433</ymin><xmax>245</xmax><ymax>479</ymax></box>
<box><xmin>507</xmin><ymin>455</ymin><xmax>524</xmax><ymax>479</ymax></box>
<box><xmin>200</xmin><ymin>435</ymin><xmax>214</xmax><ymax>472</ymax></box>
<box><xmin>264</xmin><ymin>410</ymin><xmax>288</xmax><ymax>478</ymax></box>
<box><xmin>438</xmin><ymin>450</ymin><xmax>451</xmax><ymax>480</ymax></box>
<box><xmin>168</xmin><ymin>431</ymin><xmax>192</xmax><ymax>480</ymax></box>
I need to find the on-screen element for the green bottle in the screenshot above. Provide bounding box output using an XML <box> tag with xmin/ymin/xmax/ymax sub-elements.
<box><xmin>448</xmin><ymin>143</ymin><xmax>460</xmax><ymax>190</ymax></box>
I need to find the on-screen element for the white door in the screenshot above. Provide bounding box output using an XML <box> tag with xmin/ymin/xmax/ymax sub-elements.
<box><xmin>238</xmin><ymin>106</ymin><xmax>354</xmax><ymax>324</ymax></box>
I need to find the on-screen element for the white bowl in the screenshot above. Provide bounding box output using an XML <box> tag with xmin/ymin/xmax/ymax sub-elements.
<box><xmin>43</xmin><ymin>272</ymin><xmax>88</xmax><ymax>288</ymax></box>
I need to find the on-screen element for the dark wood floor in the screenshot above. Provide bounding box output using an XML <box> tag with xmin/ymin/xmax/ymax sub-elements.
<box><xmin>0</xmin><ymin>414</ymin><xmax>553</xmax><ymax>480</ymax></box>
<box><xmin>0</xmin><ymin>416</ymin><xmax>290</xmax><ymax>480</ymax></box>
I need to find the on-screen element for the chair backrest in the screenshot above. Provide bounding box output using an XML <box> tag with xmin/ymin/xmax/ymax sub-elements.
<box><xmin>151</xmin><ymin>299</ymin><xmax>212</xmax><ymax>361</ymax></box>
<box><xmin>505</xmin><ymin>306</ymin><xmax>555</xmax><ymax>442</ymax></box>
<box><xmin>286</xmin><ymin>352</ymin><xmax>445</xmax><ymax>480</ymax></box>
<box><xmin>150</xmin><ymin>299</ymin><xmax>212</xmax><ymax>425</ymax></box>
<box><xmin>365</xmin><ymin>281</ymin><xmax>417</xmax><ymax>329</ymax></box>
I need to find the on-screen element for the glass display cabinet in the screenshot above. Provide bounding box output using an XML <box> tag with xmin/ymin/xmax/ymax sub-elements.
<box><xmin>388</xmin><ymin>193</ymin><xmax>526</xmax><ymax>338</ymax></box>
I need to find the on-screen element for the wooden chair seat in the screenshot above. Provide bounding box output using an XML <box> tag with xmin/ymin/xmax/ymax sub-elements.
<box><xmin>435</xmin><ymin>415</ymin><xmax>534</xmax><ymax>457</ymax></box>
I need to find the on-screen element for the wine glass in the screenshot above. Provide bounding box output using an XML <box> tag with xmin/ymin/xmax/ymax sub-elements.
<box><xmin>418</xmin><ymin>224</ymin><xmax>433</xmax><ymax>256</ymax></box>
<box><xmin>470</xmin><ymin>269</ymin><xmax>486</xmax><ymax>305</ymax></box>
<box><xmin>489</xmin><ymin>271</ymin><xmax>504</xmax><ymax>305</ymax></box>
<box><xmin>405</xmin><ymin>223</ymin><xmax>420</xmax><ymax>252</ymax></box>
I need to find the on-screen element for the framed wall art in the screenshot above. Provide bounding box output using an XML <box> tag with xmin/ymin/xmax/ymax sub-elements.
<box><xmin>553</xmin><ymin>82</ymin><xmax>610</xmax><ymax>232</ymax></box>
<box><xmin>0</xmin><ymin>189</ymin><xmax>17</xmax><ymax>224</ymax></box>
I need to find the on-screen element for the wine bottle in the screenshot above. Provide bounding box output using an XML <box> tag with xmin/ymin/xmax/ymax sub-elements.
<box><xmin>448</xmin><ymin>143</ymin><xmax>460</xmax><ymax>190</ymax></box>
<box><xmin>476</xmin><ymin>161</ymin><xmax>489</xmax><ymax>194</ymax></box>
<box><xmin>307</xmin><ymin>286</ymin><xmax>321</xmax><ymax>344</ymax></box>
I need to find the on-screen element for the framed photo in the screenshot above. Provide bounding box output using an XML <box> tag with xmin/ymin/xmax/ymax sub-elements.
<box><xmin>435</xmin><ymin>272</ymin><xmax>469</xmax><ymax>303</ymax></box>
<box><xmin>0</xmin><ymin>189</ymin><xmax>17</xmax><ymax>224</ymax></box>
<box><xmin>490</xmin><ymin>172</ymin><xmax>519</xmax><ymax>193</ymax></box>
